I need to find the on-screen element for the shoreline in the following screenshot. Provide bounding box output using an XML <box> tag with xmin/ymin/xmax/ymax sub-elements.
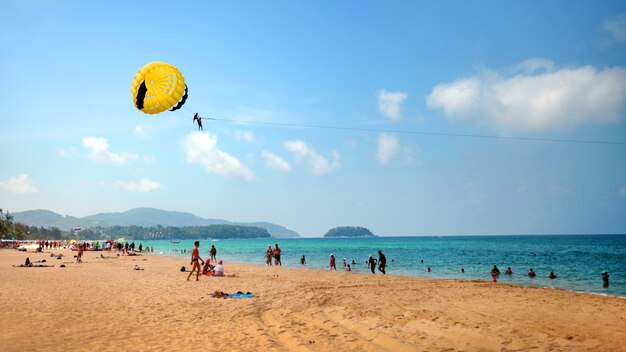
<box><xmin>156</xmin><ymin>249</ymin><xmax>626</xmax><ymax>299</ymax></box>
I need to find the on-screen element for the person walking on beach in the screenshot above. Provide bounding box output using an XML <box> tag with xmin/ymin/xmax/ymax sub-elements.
<box><xmin>377</xmin><ymin>250</ymin><xmax>387</xmax><ymax>274</ymax></box>
<box><xmin>77</xmin><ymin>244</ymin><xmax>84</xmax><ymax>262</ymax></box>
<box><xmin>265</xmin><ymin>245</ymin><xmax>273</xmax><ymax>266</ymax></box>
<box><xmin>330</xmin><ymin>254</ymin><xmax>336</xmax><ymax>270</ymax></box>
<box><xmin>187</xmin><ymin>241</ymin><xmax>205</xmax><ymax>281</ymax></box>
<box><xmin>274</xmin><ymin>244</ymin><xmax>282</xmax><ymax>266</ymax></box>
<box><xmin>210</xmin><ymin>245</ymin><xmax>217</xmax><ymax>261</ymax></box>
<box><xmin>368</xmin><ymin>255</ymin><xmax>376</xmax><ymax>274</ymax></box>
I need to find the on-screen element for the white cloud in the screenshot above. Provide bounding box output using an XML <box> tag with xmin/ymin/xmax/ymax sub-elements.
<box><xmin>284</xmin><ymin>140</ymin><xmax>340</xmax><ymax>175</ymax></box>
<box><xmin>82</xmin><ymin>137</ymin><xmax>138</xmax><ymax>166</ymax></box>
<box><xmin>58</xmin><ymin>147</ymin><xmax>78</xmax><ymax>159</ymax></box>
<box><xmin>234</xmin><ymin>130</ymin><xmax>255</xmax><ymax>143</ymax></box>
<box><xmin>376</xmin><ymin>133</ymin><xmax>400</xmax><ymax>165</ymax></box>
<box><xmin>377</xmin><ymin>89</ymin><xmax>408</xmax><ymax>120</ymax></box>
<box><xmin>114</xmin><ymin>178</ymin><xmax>161</xmax><ymax>192</ymax></box>
<box><xmin>619</xmin><ymin>186</ymin><xmax>626</xmax><ymax>197</ymax></box>
<box><xmin>603</xmin><ymin>13</ymin><xmax>626</xmax><ymax>44</ymax></box>
<box><xmin>0</xmin><ymin>174</ymin><xmax>38</xmax><ymax>194</ymax></box>
<box><xmin>426</xmin><ymin>60</ymin><xmax>626</xmax><ymax>132</ymax></box>
<box><xmin>183</xmin><ymin>132</ymin><xmax>255</xmax><ymax>182</ymax></box>
<box><xmin>261</xmin><ymin>151</ymin><xmax>291</xmax><ymax>172</ymax></box>
<box><xmin>134</xmin><ymin>125</ymin><xmax>146</xmax><ymax>138</ymax></box>
<box><xmin>375</xmin><ymin>134</ymin><xmax>421</xmax><ymax>165</ymax></box>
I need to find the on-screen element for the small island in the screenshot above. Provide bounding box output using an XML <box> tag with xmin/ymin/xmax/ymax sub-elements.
<box><xmin>324</xmin><ymin>226</ymin><xmax>376</xmax><ymax>238</ymax></box>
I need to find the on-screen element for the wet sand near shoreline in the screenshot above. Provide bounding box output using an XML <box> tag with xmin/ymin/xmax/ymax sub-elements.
<box><xmin>1</xmin><ymin>248</ymin><xmax>625</xmax><ymax>351</ymax></box>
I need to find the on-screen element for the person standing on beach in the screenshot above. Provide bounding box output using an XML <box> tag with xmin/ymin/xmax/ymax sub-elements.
<box><xmin>265</xmin><ymin>246</ymin><xmax>273</xmax><ymax>266</ymax></box>
<box><xmin>77</xmin><ymin>244</ymin><xmax>84</xmax><ymax>262</ymax></box>
<box><xmin>274</xmin><ymin>244</ymin><xmax>282</xmax><ymax>266</ymax></box>
<box><xmin>210</xmin><ymin>245</ymin><xmax>217</xmax><ymax>261</ymax></box>
<box><xmin>187</xmin><ymin>241</ymin><xmax>204</xmax><ymax>281</ymax></box>
<box><xmin>377</xmin><ymin>250</ymin><xmax>386</xmax><ymax>274</ymax></box>
<box><xmin>330</xmin><ymin>254</ymin><xmax>336</xmax><ymax>270</ymax></box>
<box><xmin>368</xmin><ymin>255</ymin><xmax>376</xmax><ymax>274</ymax></box>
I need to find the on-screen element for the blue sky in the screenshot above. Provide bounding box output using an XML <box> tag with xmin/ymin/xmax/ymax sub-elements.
<box><xmin>1</xmin><ymin>1</ymin><xmax>625</xmax><ymax>236</ymax></box>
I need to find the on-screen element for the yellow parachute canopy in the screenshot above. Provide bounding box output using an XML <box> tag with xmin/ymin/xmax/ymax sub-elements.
<box><xmin>131</xmin><ymin>62</ymin><xmax>188</xmax><ymax>114</ymax></box>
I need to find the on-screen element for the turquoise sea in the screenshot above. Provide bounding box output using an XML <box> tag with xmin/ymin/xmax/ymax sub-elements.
<box><xmin>143</xmin><ymin>235</ymin><xmax>626</xmax><ymax>297</ymax></box>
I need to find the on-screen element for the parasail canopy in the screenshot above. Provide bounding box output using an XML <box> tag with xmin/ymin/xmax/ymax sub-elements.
<box><xmin>131</xmin><ymin>62</ymin><xmax>188</xmax><ymax>114</ymax></box>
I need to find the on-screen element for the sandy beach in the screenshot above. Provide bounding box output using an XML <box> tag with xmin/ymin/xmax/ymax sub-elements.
<box><xmin>1</xmin><ymin>248</ymin><xmax>625</xmax><ymax>352</ymax></box>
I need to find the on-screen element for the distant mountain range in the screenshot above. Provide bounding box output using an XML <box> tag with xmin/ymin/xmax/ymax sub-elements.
<box><xmin>12</xmin><ymin>208</ymin><xmax>300</xmax><ymax>238</ymax></box>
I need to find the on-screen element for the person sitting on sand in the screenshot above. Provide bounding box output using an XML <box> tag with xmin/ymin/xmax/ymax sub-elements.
<box><xmin>528</xmin><ymin>268</ymin><xmax>536</xmax><ymax>278</ymax></box>
<box><xmin>186</xmin><ymin>241</ymin><xmax>204</xmax><ymax>282</ymax></box>
<box><xmin>330</xmin><ymin>254</ymin><xmax>336</xmax><ymax>270</ymax></box>
<box><xmin>202</xmin><ymin>258</ymin><xmax>214</xmax><ymax>275</ymax></box>
<box><xmin>505</xmin><ymin>267</ymin><xmax>513</xmax><ymax>275</ymax></box>
<box><xmin>213</xmin><ymin>260</ymin><xmax>225</xmax><ymax>277</ymax></box>
<box><xmin>549</xmin><ymin>271</ymin><xmax>557</xmax><ymax>279</ymax></box>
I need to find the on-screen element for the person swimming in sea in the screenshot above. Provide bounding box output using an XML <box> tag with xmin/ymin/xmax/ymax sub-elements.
<box><xmin>602</xmin><ymin>271</ymin><xmax>609</xmax><ymax>287</ymax></box>
<box><xmin>528</xmin><ymin>268</ymin><xmax>536</xmax><ymax>278</ymax></box>
<box><xmin>549</xmin><ymin>271</ymin><xmax>557</xmax><ymax>279</ymax></box>
<box><xmin>505</xmin><ymin>267</ymin><xmax>513</xmax><ymax>275</ymax></box>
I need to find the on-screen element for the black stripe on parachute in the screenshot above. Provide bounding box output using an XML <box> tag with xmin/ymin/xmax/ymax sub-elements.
<box><xmin>170</xmin><ymin>85</ymin><xmax>188</xmax><ymax>111</ymax></box>
<box><xmin>136</xmin><ymin>81</ymin><xmax>147</xmax><ymax>110</ymax></box>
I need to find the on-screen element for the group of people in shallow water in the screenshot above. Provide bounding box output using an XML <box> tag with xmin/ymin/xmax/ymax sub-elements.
<box><xmin>265</xmin><ymin>244</ymin><xmax>282</xmax><ymax>266</ymax></box>
<box><xmin>301</xmin><ymin>250</ymin><xmax>388</xmax><ymax>274</ymax></box>
<box><xmin>487</xmin><ymin>265</ymin><xmax>556</xmax><ymax>282</ymax></box>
